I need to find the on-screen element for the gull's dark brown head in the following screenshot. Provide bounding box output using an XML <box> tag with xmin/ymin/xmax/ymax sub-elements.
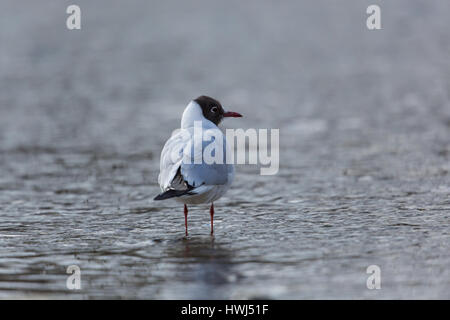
<box><xmin>194</xmin><ymin>95</ymin><xmax>242</xmax><ymax>125</ymax></box>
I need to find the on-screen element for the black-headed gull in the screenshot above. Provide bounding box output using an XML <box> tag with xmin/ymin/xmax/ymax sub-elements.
<box><xmin>154</xmin><ymin>96</ymin><xmax>242</xmax><ymax>236</ymax></box>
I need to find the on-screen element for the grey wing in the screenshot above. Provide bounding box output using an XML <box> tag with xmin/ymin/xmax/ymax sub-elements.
<box><xmin>180</xmin><ymin>128</ymin><xmax>233</xmax><ymax>187</ymax></box>
<box><xmin>159</xmin><ymin>127</ymin><xmax>233</xmax><ymax>191</ymax></box>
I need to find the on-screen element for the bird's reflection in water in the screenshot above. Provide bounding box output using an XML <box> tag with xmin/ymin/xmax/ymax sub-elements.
<box><xmin>165</xmin><ymin>236</ymin><xmax>239</xmax><ymax>299</ymax></box>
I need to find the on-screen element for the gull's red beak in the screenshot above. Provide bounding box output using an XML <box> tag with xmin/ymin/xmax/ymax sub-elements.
<box><xmin>223</xmin><ymin>111</ymin><xmax>243</xmax><ymax>118</ymax></box>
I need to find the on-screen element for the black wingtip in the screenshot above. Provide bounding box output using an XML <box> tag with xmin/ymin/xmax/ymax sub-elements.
<box><xmin>154</xmin><ymin>189</ymin><xmax>193</xmax><ymax>201</ymax></box>
<box><xmin>153</xmin><ymin>194</ymin><xmax>166</xmax><ymax>201</ymax></box>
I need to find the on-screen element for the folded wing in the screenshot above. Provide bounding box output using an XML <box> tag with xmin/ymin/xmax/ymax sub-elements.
<box><xmin>158</xmin><ymin>127</ymin><xmax>233</xmax><ymax>195</ymax></box>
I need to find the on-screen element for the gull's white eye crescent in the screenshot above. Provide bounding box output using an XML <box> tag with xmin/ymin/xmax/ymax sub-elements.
<box><xmin>211</xmin><ymin>106</ymin><xmax>218</xmax><ymax>113</ymax></box>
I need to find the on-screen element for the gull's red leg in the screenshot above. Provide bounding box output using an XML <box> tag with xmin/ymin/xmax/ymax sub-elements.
<box><xmin>210</xmin><ymin>203</ymin><xmax>214</xmax><ymax>235</ymax></box>
<box><xmin>184</xmin><ymin>204</ymin><xmax>188</xmax><ymax>236</ymax></box>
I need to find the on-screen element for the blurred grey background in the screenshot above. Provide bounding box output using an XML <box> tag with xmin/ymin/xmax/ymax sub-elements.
<box><xmin>0</xmin><ymin>0</ymin><xmax>449</xmax><ymax>299</ymax></box>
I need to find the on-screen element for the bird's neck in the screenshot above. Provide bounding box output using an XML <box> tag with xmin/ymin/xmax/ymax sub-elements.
<box><xmin>181</xmin><ymin>101</ymin><xmax>216</xmax><ymax>129</ymax></box>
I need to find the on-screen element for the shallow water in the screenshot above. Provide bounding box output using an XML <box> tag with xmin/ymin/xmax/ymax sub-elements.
<box><xmin>0</xmin><ymin>0</ymin><xmax>449</xmax><ymax>299</ymax></box>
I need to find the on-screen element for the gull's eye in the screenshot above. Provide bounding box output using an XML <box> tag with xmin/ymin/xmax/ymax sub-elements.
<box><xmin>211</xmin><ymin>106</ymin><xmax>218</xmax><ymax>113</ymax></box>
